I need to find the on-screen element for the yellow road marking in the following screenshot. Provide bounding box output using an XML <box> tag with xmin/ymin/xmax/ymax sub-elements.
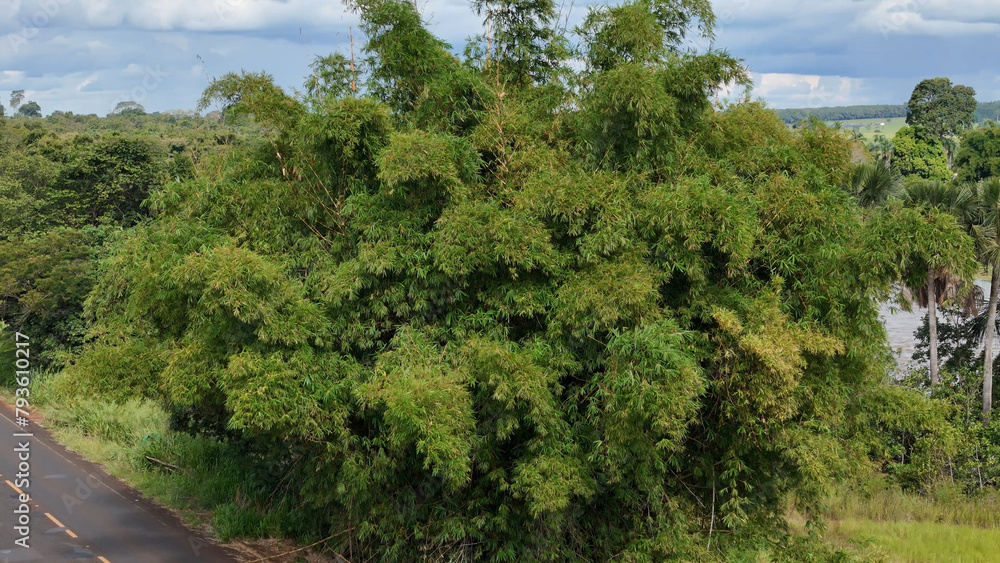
<box><xmin>5</xmin><ymin>480</ymin><xmax>25</xmax><ymax>496</ymax></box>
<box><xmin>0</xmin><ymin>411</ymin><xmax>145</xmax><ymax>512</ymax></box>
<box><xmin>98</xmin><ymin>557</ymin><xmax>111</xmax><ymax>563</ymax></box>
<box><xmin>44</xmin><ymin>512</ymin><xmax>78</xmax><ymax>538</ymax></box>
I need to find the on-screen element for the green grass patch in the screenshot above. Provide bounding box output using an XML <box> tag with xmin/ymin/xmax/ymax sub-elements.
<box><xmin>827</xmin><ymin>117</ymin><xmax>908</xmax><ymax>142</ymax></box>
<box><xmin>829</xmin><ymin>518</ymin><xmax>1000</xmax><ymax>563</ymax></box>
<box><xmin>26</xmin><ymin>372</ymin><xmax>314</xmax><ymax>543</ymax></box>
<box><xmin>813</xmin><ymin>488</ymin><xmax>1000</xmax><ymax>562</ymax></box>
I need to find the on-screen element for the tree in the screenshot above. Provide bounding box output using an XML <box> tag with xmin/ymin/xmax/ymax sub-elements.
<box><xmin>955</xmin><ymin>124</ymin><xmax>1000</xmax><ymax>183</ymax></box>
<box><xmin>470</xmin><ymin>0</ymin><xmax>568</xmax><ymax>84</ymax></box>
<box><xmin>167</xmin><ymin>152</ymin><xmax>196</xmax><ymax>182</ymax></box>
<box><xmin>892</xmin><ymin>126</ymin><xmax>951</xmax><ymax>181</ymax></box>
<box><xmin>37</xmin><ymin>1</ymin><xmax>982</xmax><ymax>559</ymax></box>
<box><xmin>845</xmin><ymin>160</ymin><xmax>903</xmax><ymax>208</ymax></box>
<box><xmin>903</xmin><ymin>180</ymin><xmax>974</xmax><ymax>385</ymax></box>
<box><xmin>51</xmin><ymin>136</ymin><xmax>166</xmax><ymax>225</ymax></box>
<box><xmin>907</xmin><ymin>78</ymin><xmax>978</xmax><ymax>141</ymax></box>
<box><xmin>841</xmin><ymin>163</ymin><xmax>966</xmax><ymax>388</ymax></box>
<box><xmin>9</xmin><ymin>90</ymin><xmax>24</xmax><ymax>112</ymax></box>
<box><xmin>108</xmin><ymin>101</ymin><xmax>146</xmax><ymax>117</ymax></box>
<box><xmin>577</xmin><ymin>1</ymin><xmax>746</xmax><ymax>177</ymax></box>
<box><xmin>0</xmin><ymin>228</ymin><xmax>102</xmax><ymax>370</ymax></box>
<box><xmin>16</xmin><ymin>101</ymin><xmax>41</xmax><ymax>118</ymax></box>
<box><xmin>0</xmin><ymin>147</ymin><xmax>61</xmax><ymax>237</ymax></box>
<box><xmin>969</xmin><ymin>178</ymin><xmax>1000</xmax><ymax>419</ymax></box>
<box><xmin>341</xmin><ymin>0</ymin><xmax>489</xmax><ymax>131</ymax></box>
<box><xmin>867</xmin><ymin>134</ymin><xmax>894</xmax><ymax>166</ymax></box>
<box><xmin>0</xmin><ymin>320</ymin><xmax>11</xmax><ymax>387</ymax></box>
<box><xmin>303</xmin><ymin>54</ymin><xmax>355</xmax><ymax>100</ymax></box>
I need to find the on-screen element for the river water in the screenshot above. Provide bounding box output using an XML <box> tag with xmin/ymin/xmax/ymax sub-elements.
<box><xmin>879</xmin><ymin>279</ymin><xmax>993</xmax><ymax>371</ymax></box>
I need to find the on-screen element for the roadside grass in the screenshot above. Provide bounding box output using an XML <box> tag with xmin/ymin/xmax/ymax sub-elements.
<box><xmin>25</xmin><ymin>372</ymin><xmax>313</xmax><ymax>544</ymax></box>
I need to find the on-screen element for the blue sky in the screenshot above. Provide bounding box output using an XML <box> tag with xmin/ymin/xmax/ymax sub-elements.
<box><xmin>0</xmin><ymin>0</ymin><xmax>998</xmax><ymax>115</ymax></box>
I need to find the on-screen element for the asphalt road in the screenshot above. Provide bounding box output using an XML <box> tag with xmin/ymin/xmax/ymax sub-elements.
<box><xmin>0</xmin><ymin>403</ymin><xmax>239</xmax><ymax>563</ymax></box>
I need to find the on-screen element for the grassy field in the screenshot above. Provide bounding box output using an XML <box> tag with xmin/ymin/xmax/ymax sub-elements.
<box><xmin>827</xmin><ymin>117</ymin><xmax>908</xmax><ymax>142</ymax></box>
<box><xmin>806</xmin><ymin>489</ymin><xmax>1000</xmax><ymax>562</ymax></box>
<box><xmin>829</xmin><ymin>518</ymin><xmax>1000</xmax><ymax>562</ymax></box>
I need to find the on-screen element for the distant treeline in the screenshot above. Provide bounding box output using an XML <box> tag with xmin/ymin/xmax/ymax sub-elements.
<box><xmin>775</xmin><ymin>105</ymin><xmax>908</xmax><ymax>124</ymax></box>
<box><xmin>977</xmin><ymin>101</ymin><xmax>1000</xmax><ymax>123</ymax></box>
<box><xmin>776</xmin><ymin>102</ymin><xmax>1000</xmax><ymax>125</ymax></box>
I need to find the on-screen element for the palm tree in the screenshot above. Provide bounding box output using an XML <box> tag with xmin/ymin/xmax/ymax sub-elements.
<box><xmin>844</xmin><ymin>172</ymin><xmax>975</xmax><ymax>386</ymax></box>
<box><xmin>846</xmin><ymin>161</ymin><xmax>903</xmax><ymax>208</ymax></box>
<box><xmin>866</xmin><ymin>134</ymin><xmax>894</xmax><ymax>166</ymax></box>
<box><xmin>841</xmin><ymin>168</ymin><xmax>968</xmax><ymax>385</ymax></box>
<box><xmin>903</xmin><ymin>180</ymin><xmax>975</xmax><ymax>385</ymax></box>
<box><xmin>968</xmin><ymin>178</ymin><xmax>1000</xmax><ymax>419</ymax></box>
<box><xmin>942</xmin><ymin>137</ymin><xmax>957</xmax><ymax>172</ymax></box>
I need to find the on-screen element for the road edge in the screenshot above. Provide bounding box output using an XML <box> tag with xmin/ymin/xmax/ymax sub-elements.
<box><xmin>0</xmin><ymin>398</ymin><xmax>242</xmax><ymax>562</ymax></box>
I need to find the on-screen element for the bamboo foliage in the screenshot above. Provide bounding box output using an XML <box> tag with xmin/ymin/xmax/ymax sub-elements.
<box><xmin>67</xmin><ymin>0</ymin><xmax>981</xmax><ymax>559</ymax></box>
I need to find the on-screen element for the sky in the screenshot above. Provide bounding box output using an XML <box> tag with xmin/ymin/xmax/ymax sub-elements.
<box><xmin>0</xmin><ymin>0</ymin><xmax>998</xmax><ymax>116</ymax></box>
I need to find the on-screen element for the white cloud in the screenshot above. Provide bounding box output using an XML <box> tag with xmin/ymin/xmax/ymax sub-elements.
<box><xmin>0</xmin><ymin>1</ymin><xmax>25</xmax><ymax>32</ymax></box>
<box><xmin>755</xmin><ymin>73</ymin><xmax>866</xmax><ymax>108</ymax></box>
<box><xmin>76</xmin><ymin>73</ymin><xmax>99</xmax><ymax>92</ymax></box>
<box><xmin>77</xmin><ymin>0</ymin><xmax>126</xmax><ymax>28</ymax></box>
<box><xmin>0</xmin><ymin>0</ymin><xmax>357</xmax><ymax>32</ymax></box>
<box><xmin>0</xmin><ymin>70</ymin><xmax>26</xmax><ymax>83</ymax></box>
<box><xmin>0</xmin><ymin>0</ymin><xmax>485</xmax><ymax>36</ymax></box>
<box><xmin>122</xmin><ymin>63</ymin><xmax>145</xmax><ymax>76</ymax></box>
<box><xmin>757</xmin><ymin>73</ymin><xmax>821</xmax><ymax>96</ymax></box>
<box><xmin>855</xmin><ymin>1</ymin><xmax>1000</xmax><ymax>36</ymax></box>
<box><xmin>709</xmin><ymin>0</ymin><xmax>1000</xmax><ymax>38</ymax></box>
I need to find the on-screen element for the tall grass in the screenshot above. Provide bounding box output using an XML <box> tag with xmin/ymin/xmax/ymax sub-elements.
<box><xmin>829</xmin><ymin>519</ymin><xmax>1000</xmax><ymax>563</ymax></box>
<box><xmin>0</xmin><ymin>323</ymin><xmax>16</xmax><ymax>388</ymax></box>
<box><xmin>28</xmin><ymin>371</ymin><xmax>318</xmax><ymax>542</ymax></box>
<box><xmin>54</xmin><ymin>399</ymin><xmax>166</xmax><ymax>446</ymax></box>
<box><xmin>815</xmin><ymin>487</ymin><xmax>1000</xmax><ymax>562</ymax></box>
<box><xmin>828</xmin><ymin>488</ymin><xmax>1000</xmax><ymax>530</ymax></box>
